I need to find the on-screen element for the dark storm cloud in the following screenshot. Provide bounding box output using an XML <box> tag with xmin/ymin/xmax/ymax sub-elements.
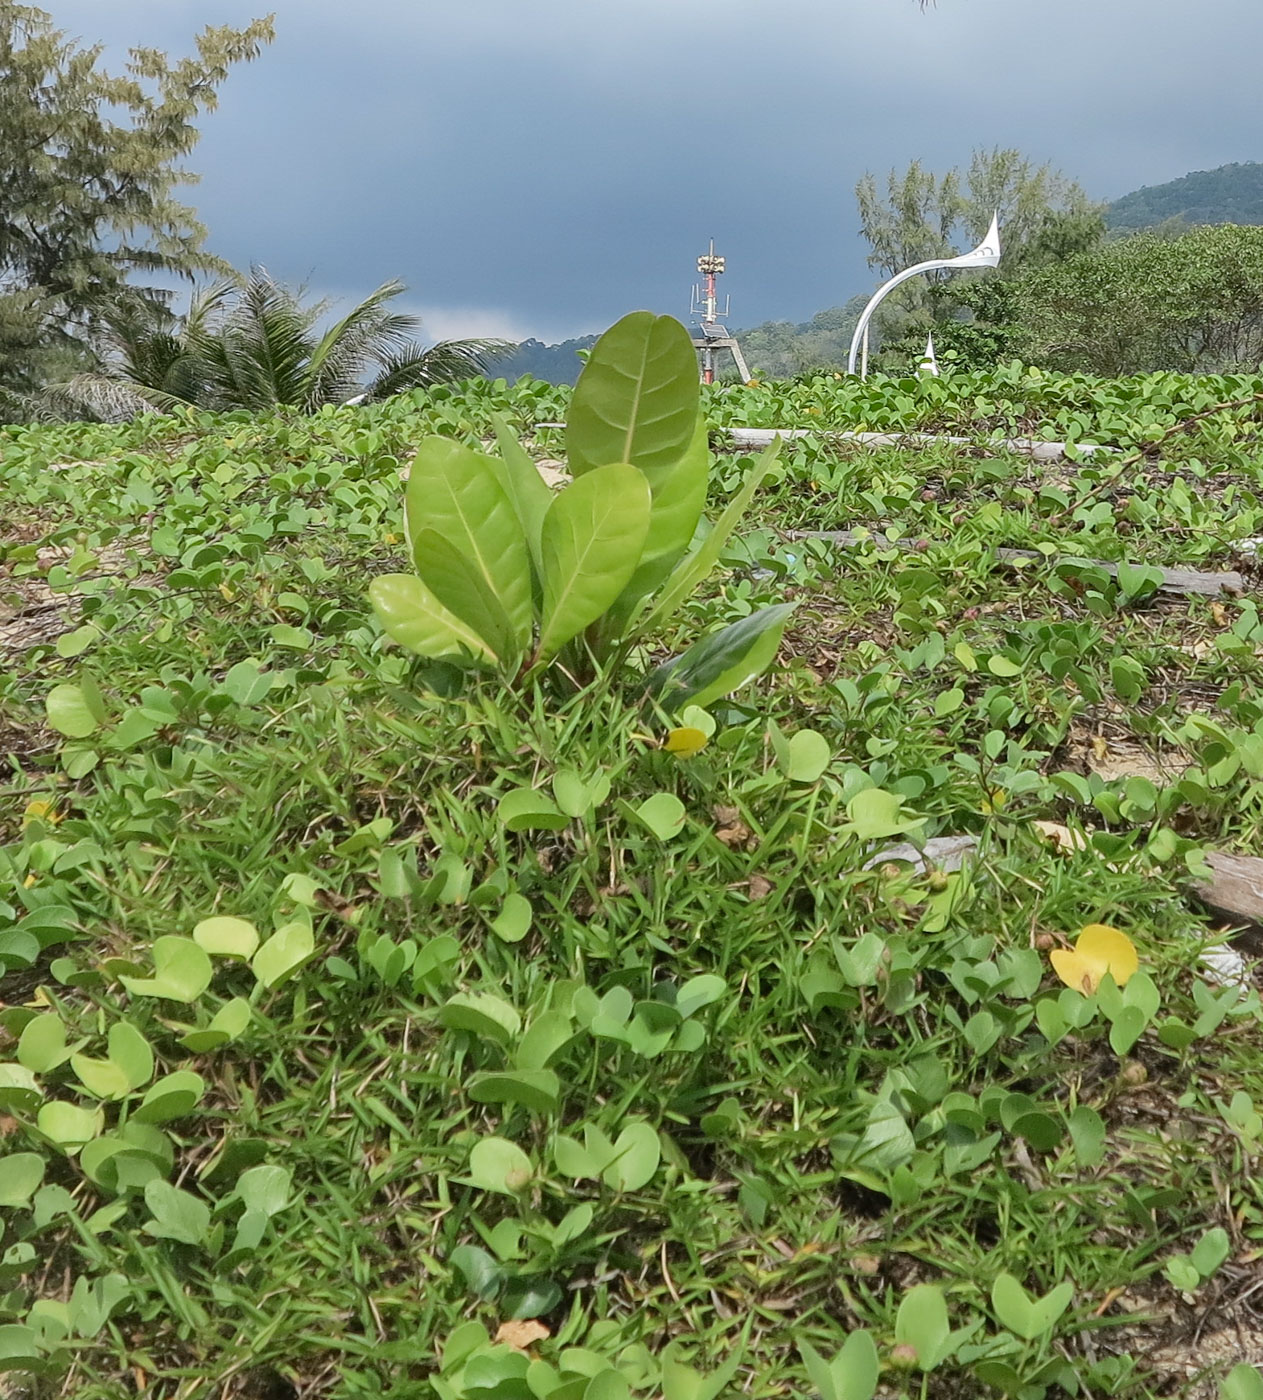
<box><xmin>46</xmin><ymin>0</ymin><xmax>1263</xmax><ymax>339</ymax></box>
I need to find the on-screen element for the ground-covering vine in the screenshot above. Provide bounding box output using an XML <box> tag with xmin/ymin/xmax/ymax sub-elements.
<box><xmin>2</xmin><ymin>346</ymin><xmax>1263</xmax><ymax>1400</ymax></box>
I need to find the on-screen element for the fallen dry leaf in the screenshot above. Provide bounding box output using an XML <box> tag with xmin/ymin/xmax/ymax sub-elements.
<box><xmin>713</xmin><ymin>804</ymin><xmax>753</xmax><ymax>850</ymax></box>
<box><xmin>1211</xmin><ymin>601</ymin><xmax>1228</xmax><ymax>627</ymax></box>
<box><xmin>747</xmin><ymin>874</ymin><xmax>773</xmax><ymax>901</ymax></box>
<box><xmin>1032</xmin><ymin>820</ymin><xmax>1089</xmax><ymax>854</ymax></box>
<box><xmin>495</xmin><ymin>1319</ymin><xmax>550</xmax><ymax>1351</ymax></box>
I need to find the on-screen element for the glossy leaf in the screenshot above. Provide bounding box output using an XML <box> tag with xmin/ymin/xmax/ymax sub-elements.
<box><xmin>602</xmin><ymin>1121</ymin><xmax>661</xmax><ymax>1192</ymax></box>
<box><xmin>45</xmin><ymin>683</ymin><xmax>103</xmax><ymax>738</ymax></box>
<box><xmin>490</xmin><ymin>410</ymin><xmax>553</xmax><ymax>571</ymax></box>
<box><xmin>404</xmin><ymin>437</ymin><xmax>533</xmax><ymax>650</ymax></box>
<box><xmin>179</xmin><ymin>998</ymin><xmax>251</xmax><ymax>1053</ymax></box>
<box><xmin>497</xmin><ymin>788</ymin><xmax>569</xmax><ymax>832</ymax></box>
<box><xmin>133</xmin><ymin>1071</ymin><xmax>205</xmax><ymax>1125</ymax></box>
<box><xmin>369</xmin><ymin>572</ymin><xmax>495</xmax><ymax>662</ymax></box>
<box><xmin>566</xmin><ymin>311</ymin><xmax>699</xmax><ymax>478</ymax></box>
<box><xmin>143</xmin><ymin>1180</ymin><xmax>210</xmax><ymax>1245</ymax></box>
<box><xmin>895</xmin><ymin>1284</ymin><xmax>952</xmax><ymax>1370</ymax></box>
<box><xmin>537</xmin><ymin>464</ymin><xmax>651</xmax><ymax>660</ymax></box>
<box><xmin>36</xmin><ymin>1100</ymin><xmax>104</xmax><ymax>1151</ymax></box>
<box><xmin>608</xmin><ymin>413</ymin><xmax>710</xmax><ymax>628</ymax></box>
<box><xmin>650</xmin><ymin>604</ymin><xmax>794</xmax><ymax>711</ymax></box>
<box><xmin>468</xmin><ymin>1069</ymin><xmax>561</xmax><ymax>1115</ymax></box>
<box><xmin>635</xmin><ymin>440</ymin><xmax>781</xmax><ymax>637</ymax></box>
<box><xmin>414</xmin><ymin>527</ymin><xmax>520</xmax><ymax>662</ymax></box>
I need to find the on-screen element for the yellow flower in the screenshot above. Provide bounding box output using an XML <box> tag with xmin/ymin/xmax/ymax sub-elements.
<box><xmin>1049</xmin><ymin>924</ymin><xmax>1138</xmax><ymax>995</ymax></box>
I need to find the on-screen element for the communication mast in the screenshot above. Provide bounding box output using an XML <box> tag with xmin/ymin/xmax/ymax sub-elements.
<box><xmin>690</xmin><ymin>239</ymin><xmax>751</xmax><ymax>384</ymax></box>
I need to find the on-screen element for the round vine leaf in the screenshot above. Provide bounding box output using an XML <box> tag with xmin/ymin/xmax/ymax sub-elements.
<box><xmin>36</xmin><ymin>1101</ymin><xmax>104</xmax><ymax>1152</ymax></box>
<box><xmin>439</xmin><ymin>992</ymin><xmax>521</xmax><ymax>1047</ymax></box>
<box><xmin>490</xmin><ymin>893</ymin><xmax>533</xmax><ymax>944</ymax></box>
<box><xmin>0</xmin><ymin>1324</ymin><xmax>45</xmax><ymax>1373</ymax></box>
<box><xmin>251</xmin><ymin>921</ymin><xmax>314</xmax><ymax>988</ymax></box>
<box><xmin>17</xmin><ymin>1015</ymin><xmax>71</xmax><ymax>1073</ymax></box>
<box><xmin>602</xmin><ymin>1121</ymin><xmax>661</xmax><ymax>1192</ymax></box>
<box><xmin>468</xmin><ymin>1070</ymin><xmax>561</xmax><ymax>1116</ymax></box>
<box><xmin>133</xmin><ymin>1071</ymin><xmax>205</xmax><ymax>1125</ymax></box>
<box><xmin>0</xmin><ymin>1065</ymin><xmax>42</xmax><ymax>1116</ymax></box>
<box><xmin>45</xmin><ymin>683</ymin><xmax>103</xmax><ymax>738</ymax></box>
<box><xmin>633</xmin><ymin>792</ymin><xmax>686</xmax><ymax>841</ymax></box>
<box><xmin>193</xmin><ymin>917</ymin><xmax>259</xmax><ymax>959</ymax></box>
<box><xmin>0</xmin><ymin>1154</ymin><xmax>45</xmax><ymax>1207</ymax></box>
<box><xmin>497</xmin><ymin>788</ymin><xmax>569</xmax><ymax>833</ymax></box>
<box><xmin>119</xmin><ymin>937</ymin><xmax>213</xmax><ymax>1003</ymax></box>
<box><xmin>179</xmin><ymin>997</ymin><xmax>252</xmax><ymax>1053</ymax></box>
<box><xmin>468</xmin><ymin>1136</ymin><xmax>533</xmax><ymax>1195</ymax></box>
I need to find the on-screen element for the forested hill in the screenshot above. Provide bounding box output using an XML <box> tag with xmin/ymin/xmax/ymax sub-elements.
<box><xmin>1106</xmin><ymin>161</ymin><xmax>1263</xmax><ymax>230</ymax></box>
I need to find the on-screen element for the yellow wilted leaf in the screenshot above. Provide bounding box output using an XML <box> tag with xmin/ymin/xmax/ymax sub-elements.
<box><xmin>1049</xmin><ymin>923</ymin><xmax>1139</xmax><ymax>995</ymax></box>
<box><xmin>664</xmin><ymin>727</ymin><xmax>709</xmax><ymax>758</ymax></box>
<box><xmin>22</xmin><ymin>800</ymin><xmax>61</xmax><ymax>828</ymax></box>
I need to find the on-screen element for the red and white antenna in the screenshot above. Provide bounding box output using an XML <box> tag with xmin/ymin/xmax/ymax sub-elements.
<box><xmin>689</xmin><ymin>238</ymin><xmax>751</xmax><ymax>384</ymax></box>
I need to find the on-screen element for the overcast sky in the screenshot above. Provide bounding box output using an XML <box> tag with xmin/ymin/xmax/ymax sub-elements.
<box><xmin>49</xmin><ymin>0</ymin><xmax>1263</xmax><ymax>343</ymax></box>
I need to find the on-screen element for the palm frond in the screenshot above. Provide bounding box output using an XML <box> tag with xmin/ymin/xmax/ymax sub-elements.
<box><xmin>33</xmin><ymin>373</ymin><xmax>174</xmax><ymax>422</ymax></box>
<box><xmin>304</xmin><ymin>280</ymin><xmax>422</xmax><ymax>409</ymax></box>
<box><xmin>363</xmin><ymin>338</ymin><xmax>515</xmax><ymax>400</ymax></box>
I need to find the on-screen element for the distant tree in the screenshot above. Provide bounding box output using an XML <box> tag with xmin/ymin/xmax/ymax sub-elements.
<box><xmin>734</xmin><ymin>296</ymin><xmax>869</xmax><ymax>378</ymax></box>
<box><xmin>1011</xmin><ymin>224</ymin><xmax>1263</xmax><ymax>375</ymax></box>
<box><xmin>45</xmin><ymin>270</ymin><xmax>513</xmax><ymax>419</ymax></box>
<box><xmin>854</xmin><ymin>148</ymin><xmax>1104</xmax><ymax>353</ymax></box>
<box><xmin>854</xmin><ymin>149</ymin><xmax>1106</xmax><ymax>372</ymax></box>
<box><xmin>0</xmin><ymin>4</ymin><xmax>274</xmax><ymax>405</ymax></box>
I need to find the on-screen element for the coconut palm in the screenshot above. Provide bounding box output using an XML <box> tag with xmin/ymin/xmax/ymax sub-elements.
<box><xmin>40</xmin><ymin>270</ymin><xmax>513</xmax><ymax>419</ymax></box>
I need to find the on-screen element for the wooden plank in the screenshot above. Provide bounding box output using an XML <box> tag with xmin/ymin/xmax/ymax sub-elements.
<box><xmin>1192</xmin><ymin>852</ymin><xmax>1263</xmax><ymax>953</ymax></box>
<box><xmin>728</xmin><ymin>427</ymin><xmax>1114</xmax><ymax>461</ymax></box>
<box><xmin>784</xmin><ymin>530</ymin><xmax>1247</xmax><ymax>598</ymax></box>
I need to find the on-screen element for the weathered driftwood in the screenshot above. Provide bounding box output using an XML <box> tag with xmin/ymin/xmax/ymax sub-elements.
<box><xmin>784</xmin><ymin>529</ymin><xmax>1247</xmax><ymax>598</ymax></box>
<box><xmin>1192</xmin><ymin>852</ymin><xmax>1263</xmax><ymax>948</ymax></box>
<box><xmin>727</xmin><ymin>427</ymin><xmax>1113</xmax><ymax>462</ymax></box>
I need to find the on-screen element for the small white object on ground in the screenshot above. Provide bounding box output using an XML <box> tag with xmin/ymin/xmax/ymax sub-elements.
<box><xmin>1201</xmin><ymin>943</ymin><xmax>1248</xmax><ymax>987</ymax></box>
<box><xmin>863</xmin><ymin>834</ymin><xmax>978</xmax><ymax>874</ymax></box>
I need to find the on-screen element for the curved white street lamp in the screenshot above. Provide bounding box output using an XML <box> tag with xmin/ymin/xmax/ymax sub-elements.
<box><xmin>847</xmin><ymin>213</ymin><xmax>1001</xmax><ymax>378</ymax></box>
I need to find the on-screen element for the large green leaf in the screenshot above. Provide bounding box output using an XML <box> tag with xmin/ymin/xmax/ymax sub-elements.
<box><xmin>537</xmin><ymin>464</ymin><xmax>651</xmax><ymax>660</ymax></box>
<box><xmin>490</xmin><ymin>411</ymin><xmax>553</xmax><ymax>573</ymax></box>
<box><xmin>649</xmin><ymin>604</ymin><xmax>794</xmax><ymax>710</ymax></box>
<box><xmin>606</xmin><ymin>413</ymin><xmax>710</xmax><ymax>633</ymax></box>
<box><xmin>635</xmin><ymin>439</ymin><xmax>781</xmax><ymax>639</ymax></box>
<box><xmin>369</xmin><ymin>573</ymin><xmax>494</xmax><ymax>663</ymax></box>
<box><xmin>404</xmin><ymin>437</ymin><xmax>533</xmax><ymax>649</ymax></box>
<box><xmin>413</xmin><ymin>529</ymin><xmax>520</xmax><ymax>663</ymax></box>
<box><xmin>566</xmin><ymin>312</ymin><xmax>699</xmax><ymax>478</ymax></box>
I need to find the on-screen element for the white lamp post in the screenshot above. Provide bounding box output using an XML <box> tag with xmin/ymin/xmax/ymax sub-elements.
<box><xmin>847</xmin><ymin>213</ymin><xmax>1001</xmax><ymax>378</ymax></box>
<box><xmin>918</xmin><ymin>333</ymin><xmax>940</xmax><ymax>378</ymax></box>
